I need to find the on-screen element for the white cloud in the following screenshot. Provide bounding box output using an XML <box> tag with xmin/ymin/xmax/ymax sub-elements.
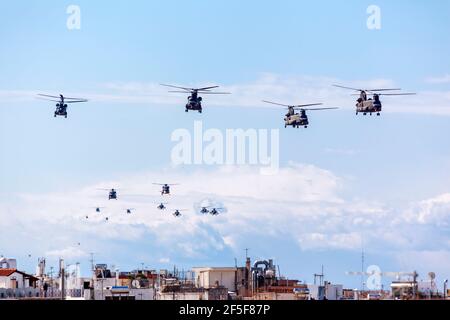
<box><xmin>158</xmin><ymin>257</ymin><xmax>170</xmax><ymax>264</ymax></box>
<box><xmin>323</xmin><ymin>148</ymin><xmax>359</xmax><ymax>156</ymax></box>
<box><xmin>425</xmin><ymin>74</ymin><xmax>450</xmax><ymax>84</ymax></box>
<box><xmin>402</xmin><ymin>193</ymin><xmax>450</xmax><ymax>227</ymax></box>
<box><xmin>1</xmin><ymin>164</ymin><xmax>450</xmax><ymax>277</ymax></box>
<box><xmin>297</xmin><ymin>232</ymin><xmax>362</xmax><ymax>250</ymax></box>
<box><xmin>396</xmin><ymin>250</ymin><xmax>450</xmax><ymax>281</ymax></box>
<box><xmin>46</xmin><ymin>246</ymin><xmax>88</xmax><ymax>260</ymax></box>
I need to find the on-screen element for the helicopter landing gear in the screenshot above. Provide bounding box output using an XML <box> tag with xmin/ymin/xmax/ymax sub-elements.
<box><xmin>356</xmin><ymin>112</ymin><xmax>358</xmax><ymax>115</ymax></box>
<box><xmin>363</xmin><ymin>112</ymin><xmax>367</xmax><ymax>116</ymax></box>
<box><xmin>198</xmin><ymin>109</ymin><xmax>202</xmax><ymax>113</ymax></box>
<box><xmin>377</xmin><ymin>112</ymin><xmax>380</xmax><ymax>116</ymax></box>
<box><xmin>304</xmin><ymin>125</ymin><xmax>308</xmax><ymax>128</ymax></box>
<box><xmin>185</xmin><ymin>109</ymin><xmax>188</xmax><ymax>112</ymax></box>
<box><xmin>65</xmin><ymin>114</ymin><xmax>67</xmax><ymax>118</ymax></box>
<box><xmin>284</xmin><ymin>124</ymin><xmax>287</xmax><ymax>128</ymax></box>
<box><xmin>54</xmin><ymin>113</ymin><xmax>57</xmax><ymax>117</ymax></box>
<box><xmin>370</xmin><ymin>113</ymin><xmax>372</xmax><ymax>116</ymax></box>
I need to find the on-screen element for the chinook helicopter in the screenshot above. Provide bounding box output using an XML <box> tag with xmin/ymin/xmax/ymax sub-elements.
<box><xmin>97</xmin><ymin>188</ymin><xmax>118</xmax><ymax>200</ymax></box>
<box><xmin>37</xmin><ymin>94</ymin><xmax>88</xmax><ymax>118</ymax></box>
<box><xmin>333</xmin><ymin>85</ymin><xmax>416</xmax><ymax>116</ymax></box>
<box><xmin>160</xmin><ymin>84</ymin><xmax>230</xmax><ymax>113</ymax></box>
<box><xmin>153</xmin><ymin>183</ymin><xmax>178</xmax><ymax>195</ymax></box>
<box><xmin>262</xmin><ymin>100</ymin><xmax>338</xmax><ymax>128</ymax></box>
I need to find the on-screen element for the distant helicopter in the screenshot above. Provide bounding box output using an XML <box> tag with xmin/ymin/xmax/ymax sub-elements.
<box><xmin>126</xmin><ymin>208</ymin><xmax>135</xmax><ymax>214</ymax></box>
<box><xmin>333</xmin><ymin>85</ymin><xmax>416</xmax><ymax>116</ymax></box>
<box><xmin>173</xmin><ymin>209</ymin><xmax>185</xmax><ymax>217</ymax></box>
<box><xmin>209</xmin><ymin>208</ymin><xmax>223</xmax><ymax>216</ymax></box>
<box><xmin>91</xmin><ymin>207</ymin><xmax>105</xmax><ymax>213</ymax></box>
<box><xmin>153</xmin><ymin>183</ymin><xmax>178</xmax><ymax>195</ymax></box>
<box><xmin>262</xmin><ymin>100</ymin><xmax>338</xmax><ymax>128</ymax></box>
<box><xmin>200</xmin><ymin>206</ymin><xmax>210</xmax><ymax>214</ymax></box>
<box><xmin>97</xmin><ymin>188</ymin><xmax>118</xmax><ymax>200</ymax></box>
<box><xmin>37</xmin><ymin>94</ymin><xmax>88</xmax><ymax>118</ymax></box>
<box><xmin>161</xmin><ymin>84</ymin><xmax>230</xmax><ymax>113</ymax></box>
<box><xmin>157</xmin><ymin>203</ymin><xmax>168</xmax><ymax>210</ymax></box>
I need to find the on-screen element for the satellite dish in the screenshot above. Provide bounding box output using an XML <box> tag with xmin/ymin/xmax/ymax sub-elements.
<box><xmin>428</xmin><ymin>272</ymin><xmax>436</xmax><ymax>280</ymax></box>
<box><xmin>132</xmin><ymin>279</ymin><xmax>140</xmax><ymax>288</ymax></box>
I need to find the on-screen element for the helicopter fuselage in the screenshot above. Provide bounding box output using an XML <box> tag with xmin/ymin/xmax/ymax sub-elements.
<box><xmin>55</xmin><ymin>103</ymin><xmax>68</xmax><ymax>118</ymax></box>
<box><xmin>109</xmin><ymin>190</ymin><xmax>117</xmax><ymax>200</ymax></box>
<box><xmin>186</xmin><ymin>93</ymin><xmax>203</xmax><ymax>113</ymax></box>
<box><xmin>161</xmin><ymin>184</ymin><xmax>171</xmax><ymax>195</ymax></box>
<box><xmin>356</xmin><ymin>95</ymin><xmax>382</xmax><ymax>115</ymax></box>
<box><xmin>284</xmin><ymin>113</ymin><xmax>309</xmax><ymax>128</ymax></box>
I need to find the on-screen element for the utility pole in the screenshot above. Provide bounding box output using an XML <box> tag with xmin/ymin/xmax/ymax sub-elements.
<box><xmin>89</xmin><ymin>253</ymin><xmax>95</xmax><ymax>300</ymax></box>
<box><xmin>59</xmin><ymin>259</ymin><xmax>65</xmax><ymax>300</ymax></box>
<box><xmin>314</xmin><ymin>265</ymin><xmax>324</xmax><ymax>286</ymax></box>
<box><xmin>444</xmin><ymin>279</ymin><xmax>448</xmax><ymax>300</ymax></box>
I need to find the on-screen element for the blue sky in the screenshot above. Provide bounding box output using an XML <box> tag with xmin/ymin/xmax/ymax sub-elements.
<box><xmin>1</xmin><ymin>0</ymin><xmax>450</xmax><ymax>290</ymax></box>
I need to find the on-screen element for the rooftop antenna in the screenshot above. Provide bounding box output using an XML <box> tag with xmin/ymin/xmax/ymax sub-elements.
<box><xmin>245</xmin><ymin>248</ymin><xmax>249</xmax><ymax>259</ymax></box>
<box><xmin>90</xmin><ymin>253</ymin><xmax>95</xmax><ymax>272</ymax></box>
<box><xmin>314</xmin><ymin>265</ymin><xmax>324</xmax><ymax>286</ymax></box>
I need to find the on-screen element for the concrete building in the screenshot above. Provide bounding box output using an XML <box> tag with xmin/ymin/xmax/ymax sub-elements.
<box><xmin>0</xmin><ymin>269</ymin><xmax>38</xmax><ymax>289</ymax></box>
<box><xmin>193</xmin><ymin>267</ymin><xmax>238</xmax><ymax>292</ymax></box>
<box><xmin>307</xmin><ymin>282</ymin><xmax>343</xmax><ymax>300</ymax></box>
<box><xmin>0</xmin><ymin>258</ymin><xmax>17</xmax><ymax>269</ymax></box>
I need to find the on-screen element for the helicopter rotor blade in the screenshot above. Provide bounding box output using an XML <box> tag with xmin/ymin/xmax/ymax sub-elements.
<box><xmin>334</xmin><ymin>85</ymin><xmax>403</xmax><ymax>93</ymax></box>
<box><xmin>37</xmin><ymin>94</ymin><xmax>62</xmax><ymax>99</ymax></box>
<box><xmin>293</xmin><ymin>103</ymin><xmax>323</xmax><ymax>108</ymax></box>
<box><xmin>366</xmin><ymin>88</ymin><xmax>402</xmax><ymax>92</ymax></box>
<box><xmin>301</xmin><ymin>107</ymin><xmax>339</xmax><ymax>111</ymax></box>
<box><xmin>200</xmin><ymin>92</ymin><xmax>231</xmax><ymax>95</ymax></box>
<box><xmin>36</xmin><ymin>97</ymin><xmax>60</xmax><ymax>102</ymax></box>
<box><xmin>65</xmin><ymin>99</ymin><xmax>88</xmax><ymax>103</ymax></box>
<box><xmin>262</xmin><ymin>100</ymin><xmax>291</xmax><ymax>107</ymax></box>
<box><xmin>64</xmin><ymin>96</ymin><xmax>88</xmax><ymax>100</ymax></box>
<box><xmin>377</xmin><ymin>93</ymin><xmax>416</xmax><ymax>96</ymax></box>
<box><xmin>197</xmin><ymin>86</ymin><xmax>220</xmax><ymax>91</ymax></box>
<box><xmin>333</xmin><ymin>85</ymin><xmax>364</xmax><ymax>91</ymax></box>
<box><xmin>160</xmin><ymin>84</ymin><xmax>192</xmax><ymax>91</ymax></box>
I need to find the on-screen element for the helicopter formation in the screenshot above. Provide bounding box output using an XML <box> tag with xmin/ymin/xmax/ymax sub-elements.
<box><xmin>200</xmin><ymin>206</ymin><xmax>224</xmax><ymax>216</ymax></box>
<box><xmin>37</xmin><ymin>83</ymin><xmax>415</xmax><ymax>128</ymax></box>
<box><xmin>40</xmin><ymin>81</ymin><xmax>415</xmax><ymax>223</ymax></box>
<box><xmin>83</xmin><ymin>183</ymin><xmax>225</xmax><ymax>220</ymax></box>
